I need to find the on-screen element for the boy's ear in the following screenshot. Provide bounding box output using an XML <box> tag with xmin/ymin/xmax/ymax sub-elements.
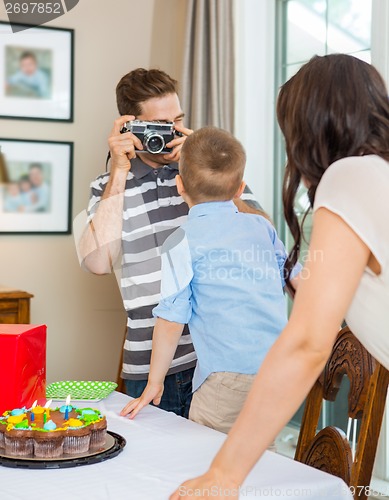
<box><xmin>176</xmin><ymin>174</ymin><xmax>185</xmax><ymax>196</ymax></box>
<box><xmin>234</xmin><ymin>181</ymin><xmax>246</xmax><ymax>199</ymax></box>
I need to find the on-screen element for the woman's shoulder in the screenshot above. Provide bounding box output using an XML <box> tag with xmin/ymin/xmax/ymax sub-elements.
<box><xmin>320</xmin><ymin>154</ymin><xmax>388</xmax><ymax>184</ymax></box>
<box><xmin>314</xmin><ymin>154</ymin><xmax>389</xmax><ymax>268</ymax></box>
<box><xmin>315</xmin><ymin>155</ymin><xmax>389</xmax><ymax>205</ymax></box>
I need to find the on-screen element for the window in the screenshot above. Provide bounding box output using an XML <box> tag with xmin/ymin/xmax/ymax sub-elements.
<box><xmin>274</xmin><ymin>0</ymin><xmax>372</xmax><ymax>242</ymax></box>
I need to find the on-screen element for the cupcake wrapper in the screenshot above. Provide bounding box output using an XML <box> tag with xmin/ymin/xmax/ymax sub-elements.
<box><xmin>90</xmin><ymin>429</ymin><xmax>106</xmax><ymax>448</ymax></box>
<box><xmin>0</xmin><ymin>433</ymin><xmax>5</xmax><ymax>449</ymax></box>
<box><xmin>63</xmin><ymin>434</ymin><xmax>91</xmax><ymax>454</ymax></box>
<box><xmin>5</xmin><ymin>436</ymin><xmax>34</xmax><ymax>456</ymax></box>
<box><xmin>34</xmin><ymin>438</ymin><xmax>64</xmax><ymax>458</ymax></box>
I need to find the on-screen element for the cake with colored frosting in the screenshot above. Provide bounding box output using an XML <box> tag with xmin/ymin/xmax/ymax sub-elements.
<box><xmin>0</xmin><ymin>405</ymin><xmax>107</xmax><ymax>458</ymax></box>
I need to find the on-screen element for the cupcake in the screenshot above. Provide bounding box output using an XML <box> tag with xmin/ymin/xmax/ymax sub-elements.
<box><xmin>4</xmin><ymin>423</ymin><xmax>34</xmax><ymax>456</ymax></box>
<box><xmin>63</xmin><ymin>419</ymin><xmax>91</xmax><ymax>454</ymax></box>
<box><xmin>78</xmin><ymin>409</ymin><xmax>107</xmax><ymax>449</ymax></box>
<box><xmin>89</xmin><ymin>416</ymin><xmax>107</xmax><ymax>449</ymax></box>
<box><xmin>33</xmin><ymin>421</ymin><xmax>65</xmax><ymax>458</ymax></box>
<box><xmin>0</xmin><ymin>418</ymin><xmax>6</xmax><ymax>448</ymax></box>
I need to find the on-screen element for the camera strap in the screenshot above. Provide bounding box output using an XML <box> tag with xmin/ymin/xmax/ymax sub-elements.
<box><xmin>105</xmin><ymin>151</ymin><xmax>111</xmax><ymax>172</ymax></box>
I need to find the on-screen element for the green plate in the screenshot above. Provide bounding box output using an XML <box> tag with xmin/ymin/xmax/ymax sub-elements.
<box><xmin>46</xmin><ymin>380</ymin><xmax>117</xmax><ymax>402</ymax></box>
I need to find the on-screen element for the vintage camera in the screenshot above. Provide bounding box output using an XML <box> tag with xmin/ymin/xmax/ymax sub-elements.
<box><xmin>121</xmin><ymin>120</ymin><xmax>180</xmax><ymax>154</ymax></box>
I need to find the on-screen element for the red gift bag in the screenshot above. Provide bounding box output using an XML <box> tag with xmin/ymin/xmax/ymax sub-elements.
<box><xmin>0</xmin><ymin>324</ymin><xmax>46</xmax><ymax>414</ymax></box>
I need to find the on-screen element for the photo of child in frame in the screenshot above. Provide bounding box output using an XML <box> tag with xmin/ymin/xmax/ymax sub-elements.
<box><xmin>5</xmin><ymin>45</ymin><xmax>52</xmax><ymax>99</ymax></box>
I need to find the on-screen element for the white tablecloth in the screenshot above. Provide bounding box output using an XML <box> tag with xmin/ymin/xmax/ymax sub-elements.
<box><xmin>0</xmin><ymin>391</ymin><xmax>352</xmax><ymax>500</ymax></box>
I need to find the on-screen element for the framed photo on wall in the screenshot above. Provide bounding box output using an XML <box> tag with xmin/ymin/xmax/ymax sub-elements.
<box><xmin>0</xmin><ymin>22</ymin><xmax>74</xmax><ymax>121</ymax></box>
<box><xmin>0</xmin><ymin>138</ymin><xmax>73</xmax><ymax>234</ymax></box>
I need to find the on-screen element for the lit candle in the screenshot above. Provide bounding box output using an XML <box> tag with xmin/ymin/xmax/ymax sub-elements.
<box><xmin>60</xmin><ymin>395</ymin><xmax>72</xmax><ymax>420</ymax></box>
<box><xmin>30</xmin><ymin>400</ymin><xmax>39</xmax><ymax>423</ymax></box>
<box><xmin>64</xmin><ymin>395</ymin><xmax>71</xmax><ymax>421</ymax></box>
<box><xmin>44</xmin><ymin>399</ymin><xmax>52</xmax><ymax>420</ymax></box>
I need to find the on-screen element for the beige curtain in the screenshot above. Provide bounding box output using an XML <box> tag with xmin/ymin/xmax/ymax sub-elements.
<box><xmin>181</xmin><ymin>0</ymin><xmax>235</xmax><ymax>132</ymax></box>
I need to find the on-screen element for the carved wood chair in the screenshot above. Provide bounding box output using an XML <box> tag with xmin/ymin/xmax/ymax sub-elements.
<box><xmin>295</xmin><ymin>326</ymin><xmax>389</xmax><ymax>500</ymax></box>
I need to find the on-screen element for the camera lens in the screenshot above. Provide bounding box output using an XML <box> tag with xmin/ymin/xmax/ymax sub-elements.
<box><xmin>144</xmin><ymin>132</ymin><xmax>165</xmax><ymax>154</ymax></box>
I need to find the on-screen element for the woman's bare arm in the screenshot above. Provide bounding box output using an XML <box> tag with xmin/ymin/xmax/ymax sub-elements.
<box><xmin>170</xmin><ymin>207</ymin><xmax>371</xmax><ymax>499</ymax></box>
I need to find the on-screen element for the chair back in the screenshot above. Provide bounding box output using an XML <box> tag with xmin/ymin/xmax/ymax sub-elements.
<box><xmin>295</xmin><ymin>326</ymin><xmax>389</xmax><ymax>500</ymax></box>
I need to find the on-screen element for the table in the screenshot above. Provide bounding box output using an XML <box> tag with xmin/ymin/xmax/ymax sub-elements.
<box><xmin>0</xmin><ymin>391</ymin><xmax>353</xmax><ymax>500</ymax></box>
<box><xmin>0</xmin><ymin>286</ymin><xmax>33</xmax><ymax>324</ymax></box>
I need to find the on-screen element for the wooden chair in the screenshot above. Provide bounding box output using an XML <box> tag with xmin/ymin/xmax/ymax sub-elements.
<box><xmin>295</xmin><ymin>326</ymin><xmax>389</xmax><ymax>500</ymax></box>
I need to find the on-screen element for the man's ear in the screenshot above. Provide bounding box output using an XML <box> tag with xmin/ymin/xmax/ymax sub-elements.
<box><xmin>233</xmin><ymin>180</ymin><xmax>246</xmax><ymax>199</ymax></box>
<box><xmin>176</xmin><ymin>174</ymin><xmax>185</xmax><ymax>196</ymax></box>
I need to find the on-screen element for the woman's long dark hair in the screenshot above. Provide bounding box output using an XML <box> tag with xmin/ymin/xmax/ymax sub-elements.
<box><xmin>277</xmin><ymin>54</ymin><xmax>389</xmax><ymax>284</ymax></box>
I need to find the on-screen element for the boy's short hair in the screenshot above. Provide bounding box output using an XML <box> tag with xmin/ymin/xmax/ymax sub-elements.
<box><xmin>18</xmin><ymin>174</ymin><xmax>31</xmax><ymax>185</ymax></box>
<box><xmin>20</xmin><ymin>51</ymin><xmax>36</xmax><ymax>62</ymax></box>
<box><xmin>180</xmin><ymin>127</ymin><xmax>246</xmax><ymax>203</ymax></box>
<box><xmin>116</xmin><ymin>68</ymin><xmax>178</xmax><ymax>116</ymax></box>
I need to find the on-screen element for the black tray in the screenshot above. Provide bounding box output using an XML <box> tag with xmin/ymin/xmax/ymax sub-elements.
<box><xmin>0</xmin><ymin>430</ymin><xmax>126</xmax><ymax>469</ymax></box>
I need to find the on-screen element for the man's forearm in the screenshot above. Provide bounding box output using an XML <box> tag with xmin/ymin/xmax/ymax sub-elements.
<box><xmin>78</xmin><ymin>169</ymin><xmax>128</xmax><ymax>274</ymax></box>
<box><xmin>149</xmin><ymin>318</ymin><xmax>184</xmax><ymax>384</ymax></box>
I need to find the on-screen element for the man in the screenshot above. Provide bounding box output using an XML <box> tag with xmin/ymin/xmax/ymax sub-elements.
<box><xmin>78</xmin><ymin>68</ymin><xmax>263</xmax><ymax>417</ymax></box>
<box><xmin>27</xmin><ymin>163</ymin><xmax>50</xmax><ymax>212</ymax></box>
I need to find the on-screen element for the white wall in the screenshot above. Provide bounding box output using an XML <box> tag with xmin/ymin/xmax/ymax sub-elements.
<box><xmin>0</xmin><ymin>0</ymin><xmax>187</xmax><ymax>383</ymax></box>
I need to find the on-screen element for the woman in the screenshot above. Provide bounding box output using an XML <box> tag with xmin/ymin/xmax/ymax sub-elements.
<box><xmin>170</xmin><ymin>54</ymin><xmax>389</xmax><ymax>499</ymax></box>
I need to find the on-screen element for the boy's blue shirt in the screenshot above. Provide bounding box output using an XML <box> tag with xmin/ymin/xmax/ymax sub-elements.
<box><xmin>153</xmin><ymin>200</ymin><xmax>301</xmax><ymax>392</ymax></box>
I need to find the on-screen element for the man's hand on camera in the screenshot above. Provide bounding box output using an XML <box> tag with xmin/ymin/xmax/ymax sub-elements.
<box><xmin>108</xmin><ymin>115</ymin><xmax>144</xmax><ymax>171</ymax></box>
<box><xmin>163</xmin><ymin>123</ymin><xmax>193</xmax><ymax>163</ymax></box>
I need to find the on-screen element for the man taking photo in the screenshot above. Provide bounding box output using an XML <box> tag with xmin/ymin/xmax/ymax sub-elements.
<box><xmin>78</xmin><ymin>68</ymin><xmax>262</xmax><ymax>417</ymax></box>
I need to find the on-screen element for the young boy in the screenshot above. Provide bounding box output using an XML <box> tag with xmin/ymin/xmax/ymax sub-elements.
<box><xmin>120</xmin><ymin>127</ymin><xmax>300</xmax><ymax>434</ymax></box>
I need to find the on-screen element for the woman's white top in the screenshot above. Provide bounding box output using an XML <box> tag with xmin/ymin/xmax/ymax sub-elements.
<box><xmin>313</xmin><ymin>155</ymin><xmax>389</xmax><ymax>370</ymax></box>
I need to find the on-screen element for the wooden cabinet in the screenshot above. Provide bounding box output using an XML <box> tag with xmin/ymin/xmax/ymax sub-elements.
<box><xmin>0</xmin><ymin>286</ymin><xmax>33</xmax><ymax>324</ymax></box>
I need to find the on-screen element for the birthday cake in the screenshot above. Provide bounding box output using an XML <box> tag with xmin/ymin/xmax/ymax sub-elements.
<box><xmin>0</xmin><ymin>403</ymin><xmax>107</xmax><ymax>459</ymax></box>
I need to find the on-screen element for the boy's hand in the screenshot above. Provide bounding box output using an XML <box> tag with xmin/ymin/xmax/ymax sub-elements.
<box><xmin>119</xmin><ymin>382</ymin><xmax>164</xmax><ymax>419</ymax></box>
<box><xmin>163</xmin><ymin>123</ymin><xmax>193</xmax><ymax>163</ymax></box>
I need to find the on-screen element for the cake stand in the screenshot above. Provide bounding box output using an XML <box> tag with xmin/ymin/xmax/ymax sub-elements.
<box><xmin>0</xmin><ymin>430</ymin><xmax>126</xmax><ymax>469</ymax></box>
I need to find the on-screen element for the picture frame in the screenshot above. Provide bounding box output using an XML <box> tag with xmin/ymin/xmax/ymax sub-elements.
<box><xmin>0</xmin><ymin>138</ymin><xmax>73</xmax><ymax>234</ymax></box>
<box><xmin>0</xmin><ymin>21</ymin><xmax>74</xmax><ymax>122</ymax></box>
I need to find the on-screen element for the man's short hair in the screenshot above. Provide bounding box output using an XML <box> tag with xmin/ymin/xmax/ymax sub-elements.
<box><xmin>29</xmin><ymin>162</ymin><xmax>43</xmax><ymax>171</ymax></box>
<box><xmin>180</xmin><ymin>127</ymin><xmax>246</xmax><ymax>203</ymax></box>
<box><xmin>116</xmin><ymin>68</ymin><xmax>178</xmax><ymax>116</ymax></box>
